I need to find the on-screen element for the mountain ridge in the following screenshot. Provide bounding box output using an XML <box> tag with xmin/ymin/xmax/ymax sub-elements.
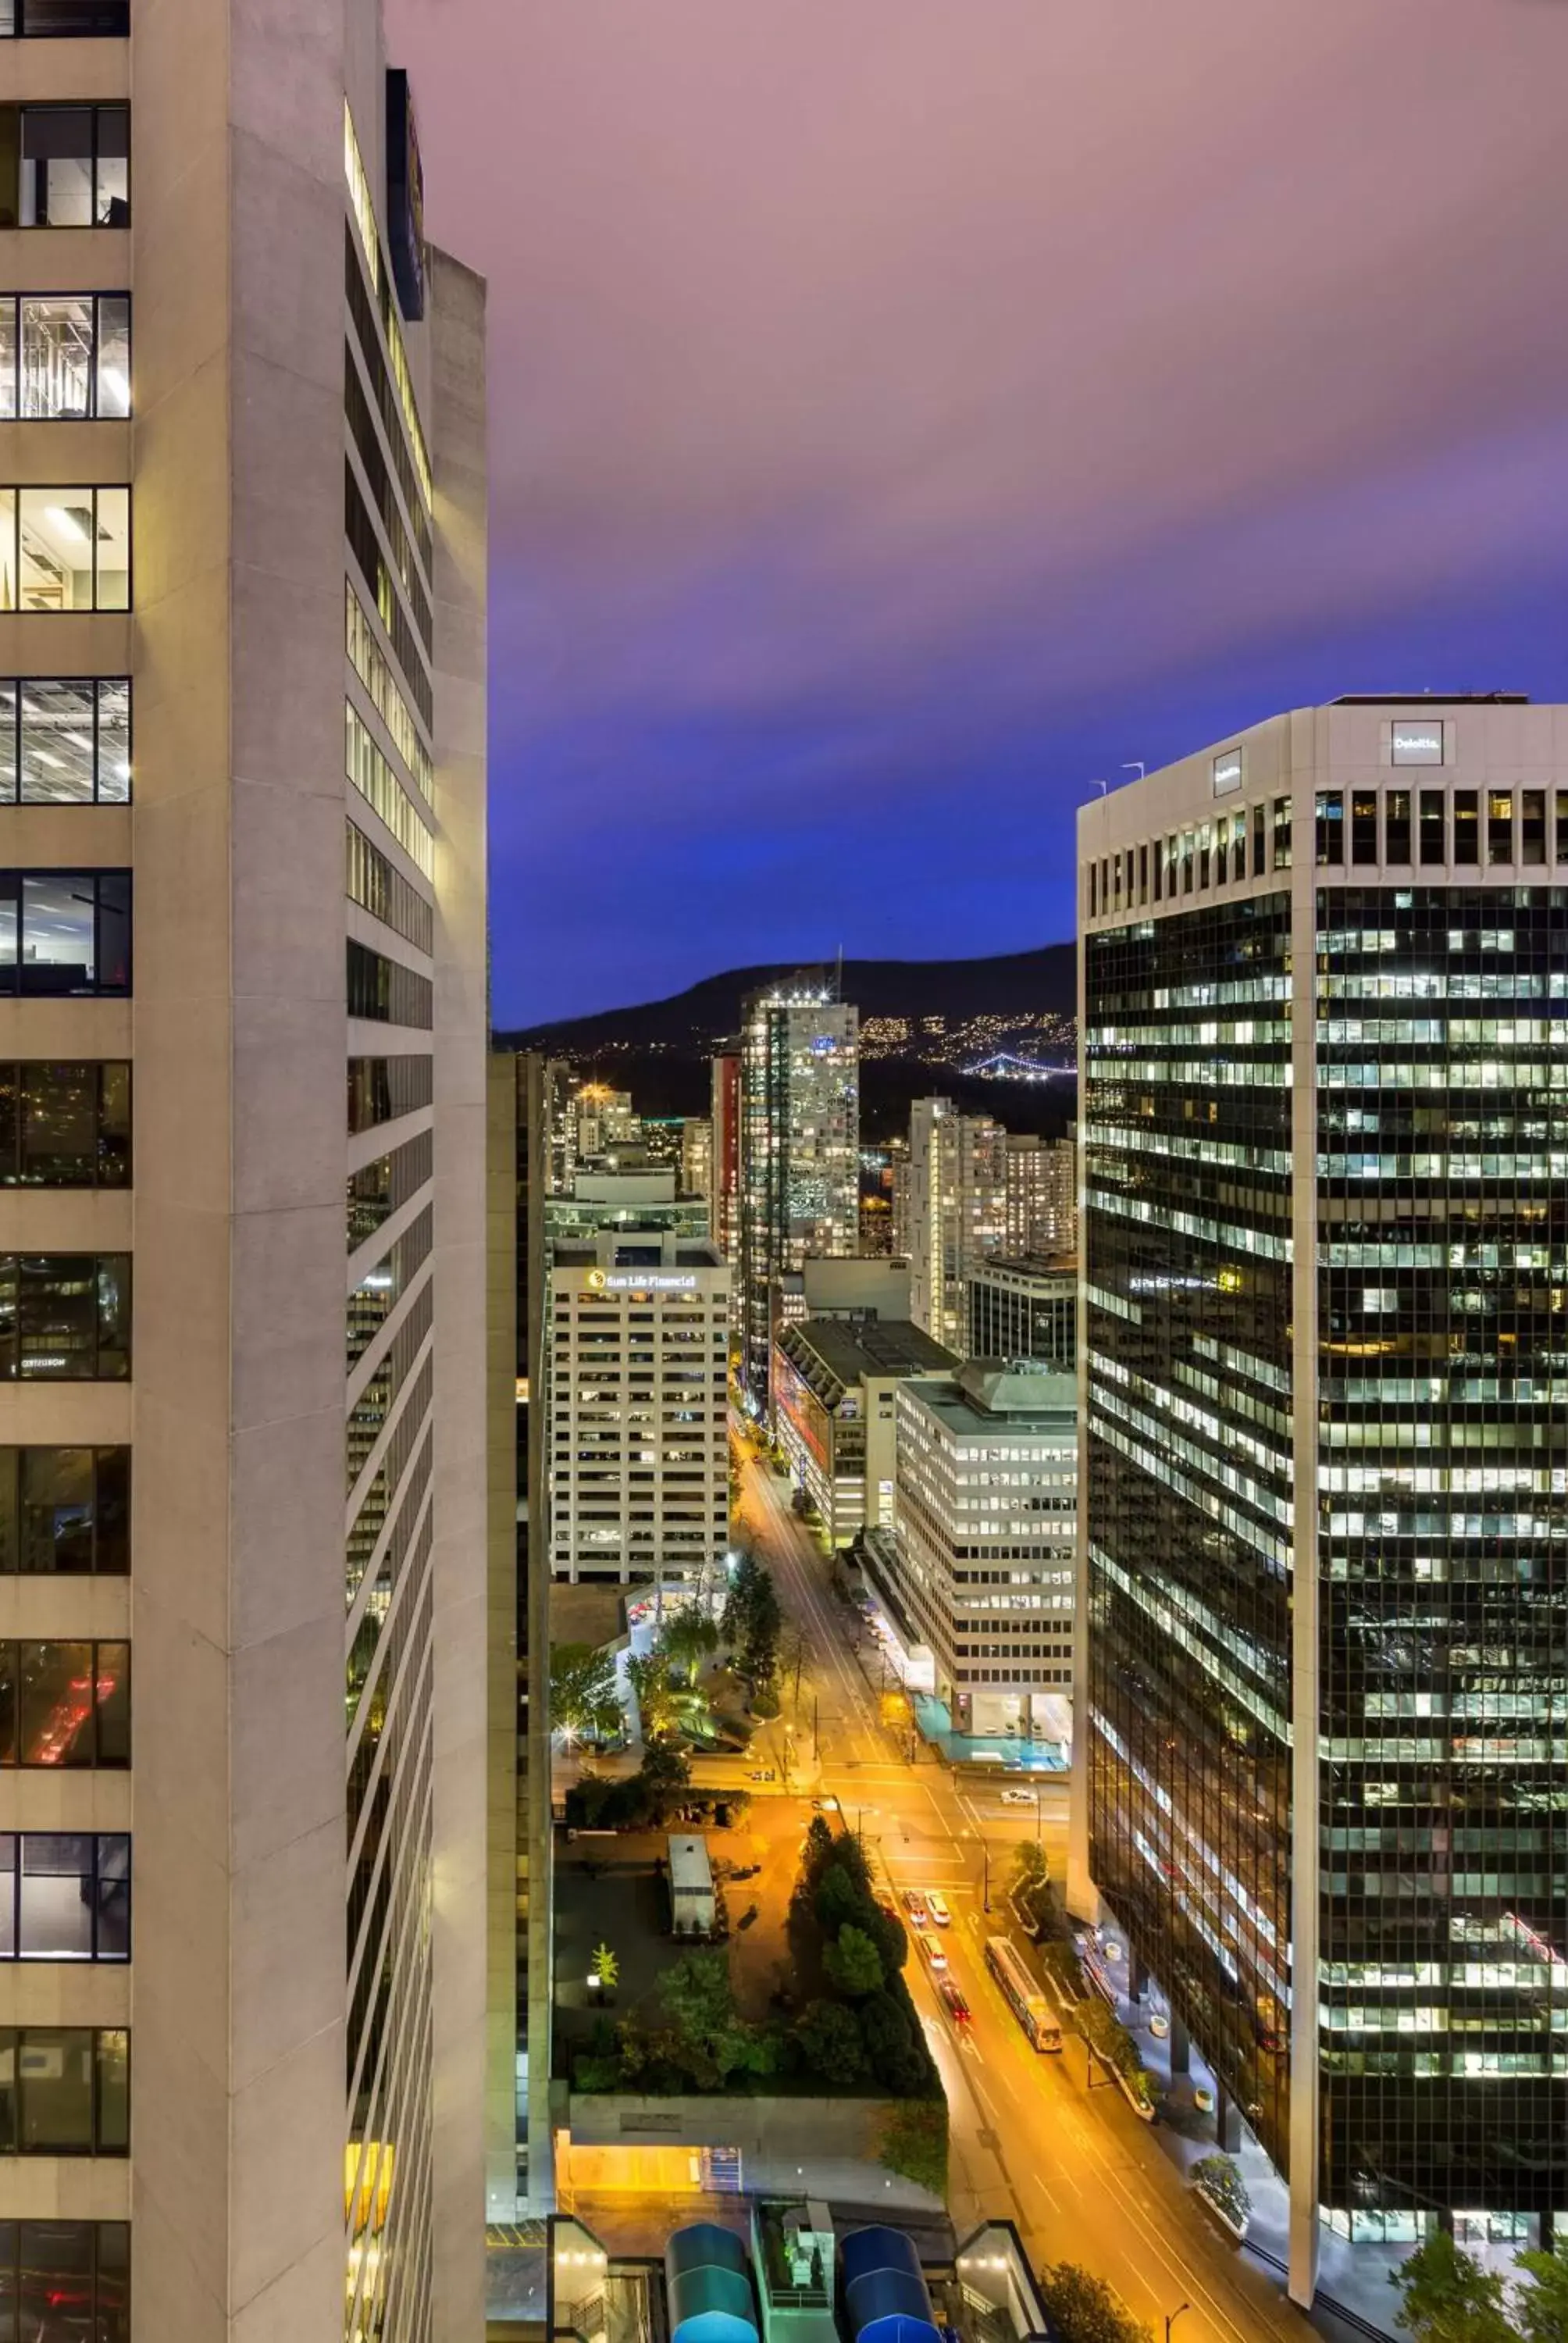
<box><xmin>496</xmin><ymin>940</ymin><xmax>1077</xmax><ymax>1056</ymax></box>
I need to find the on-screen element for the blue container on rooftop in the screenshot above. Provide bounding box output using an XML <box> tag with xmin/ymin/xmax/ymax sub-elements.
<box><xmin>839</xmin><ymin>2227</ymin><xmax>941</xmax><ymax>2343</ymax></box>
<box><xmin>666</xmin><ymin>2223</ymin><xmax>759</xmax><ymax>2343</ymax></box>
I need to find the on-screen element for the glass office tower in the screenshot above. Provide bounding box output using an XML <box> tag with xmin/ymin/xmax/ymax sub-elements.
<box><xmin>736</xmin><ymin>982</ymin><xmax>859</xmax><ymax>1411</ymax></box>
<box><xmin>1072</xmin><ymin>697</ymin><xmax>1568</xmax><ymax>2306</ymax></box>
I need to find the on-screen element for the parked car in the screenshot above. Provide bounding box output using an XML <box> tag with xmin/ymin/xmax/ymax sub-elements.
<box><xmin>926</xmin><ymin>1891</ymin><xmax>952</xmax><ymax>1928</ymax></box>
<box><xmin>938</xmin><ymin>1977</ymin><xmax>971</xmax><ymax>2025</ymax></box>
<box><xmin>903</xmin><ymin>1888</ymin><xmax>928</xmax><ymax>1927</ymax></box>
<box><xmin>918</xmin><ymin>1930</ymin><xmax>949</xmax><ymax>1974</ymax></box>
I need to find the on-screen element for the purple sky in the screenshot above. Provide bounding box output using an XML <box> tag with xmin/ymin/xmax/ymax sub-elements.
<box><xmin>388</xmin><ymin>0</ymin><xmax>1568</xmax><ymax>1027</ymax></box>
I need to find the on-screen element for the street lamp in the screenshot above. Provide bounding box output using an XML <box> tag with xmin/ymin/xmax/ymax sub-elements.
<box><xmin>1165</xmin><ymin>2306</ymin><xmax>1190</xmax><ymax>2343</ymax></box>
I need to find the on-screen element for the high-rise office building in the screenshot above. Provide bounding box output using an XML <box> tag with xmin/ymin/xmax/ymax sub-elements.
<box><xmin>736</xmin><ymin>984</ymin><xmax>859</xmax><ymax>1410</ymax></box>
<box><xmin>680</xmin><ymin>1114</ymin><xmax>713</xmax><ymax>1203</ymax></box>
<box><xmin>907</xmin><ymin>1099</ymin><xmax>1007</xmax><ymax>1350</ymax></box>
<box><xmin>884</xmin><ymin>1361</ymin><xmax>1076</xmax><ymax>1735</ymax></box>
<box><xmin>710</xmin><ymin>1050</ymin><xmax>741</xmax><ymax>1261</ymax></box>
<box><xmin>548</xmin><ymin>1237</ymin><xmax>730</xmax><ymax>1587</ymax></box>
<box><xmin>0</xmin><ymin>9</ymin><xmax>488</xmax><ymax>2333</ymax></box>
<box><xmin>771</xmin><ymin>1315</ymin><xmax>953</xmax><ymax>1547</ymax></box>
<box><xmin>1003</xmin><ymin>1131</ymin><xmax>1077</xmax><ymax>1258</ymax></box>
<box><xmin>1072</xmin><ymin>697</ymin><xmax>1568</xmax><ymax>2304</ymax></box>
<box><xmin>964</xmin><ymin>1255</ymin><xmax>1076</xmax><ymax>1368</ymax></box>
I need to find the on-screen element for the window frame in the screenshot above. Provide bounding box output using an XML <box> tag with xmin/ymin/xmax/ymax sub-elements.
<box><xmin>0</xmin><ymin>292</ymin><xmax>130</xmax><ymax>419</ymax></box>
<box><xmin>0</xmin><ymin>869</ymin><xmax>131</xmax><ymax>995</ymax></box>
<box><xmin>0</xmin><ymin>1638</ymin><xmax>130</xmax><ymax>1767</ymax></box>
<box><xmin>0</xmin><ymin>0</ymin><xmax>130</xmax><ymax>34</ymax></box>
<box><xmin>0</xmin><ymin>102</ymin><xmax>130</xmax><ymax>229</ymax></box>
<box><xmin>0</xmin><ymin>488</ymin><xmax>130</xmax><ymax>613</ymax></box>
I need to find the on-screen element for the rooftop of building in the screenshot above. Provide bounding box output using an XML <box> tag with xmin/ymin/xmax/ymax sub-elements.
<box><xmin>966</xmin><ymin>1254</ymin><xmax>1076</xmax><ymax>1286</ymax></box>
<box><xmin>900</xmin><ymin>1357</ymin><xmax>1075</xmax><ymax>1436</ymax></box>
<box><xmin>553</xmin><ymin>1237</ymin><xmax>725</xmax><ymax>1271</ymax></box>
<box><xmin>775</xmin><ymin>1316</ymin><xmax>956</xmax><ymax>1404</ymax></box>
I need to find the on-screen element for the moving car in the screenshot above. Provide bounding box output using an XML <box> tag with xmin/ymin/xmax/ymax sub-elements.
<box><xmin>903</xmin><ymin>1888</ymin><xmax>928</xmax><ymax>1927</ymax></box>
<box><xmin>938</xmin><ymin>1977</ymin><xmax>971</xmax><ymax>2025</ymax></box>
<box><xmin>926</xmin><ymin>1891</ymin><xmax>952</xmax><ymax>1928</ymax></box>
<box><xmin>917</xmin><ymin>1930</ymin><xmax>948</xmax><ymax>1973</ymax></box>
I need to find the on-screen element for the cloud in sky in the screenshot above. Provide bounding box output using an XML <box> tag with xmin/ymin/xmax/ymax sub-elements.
<box><xmin>388</xmin><ymin>0</ymin><xmax>1568</xmax><ymax>1022</ymax></box>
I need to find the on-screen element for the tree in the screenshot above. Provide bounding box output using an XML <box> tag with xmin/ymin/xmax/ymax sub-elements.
<box><xmin>795</xmin><ymin>1998</ymin><xmax>866</xmax><ymax>2084</ymax></box>
<box><xmin>1389</xmin><ymin>2231</ymin><xmax>1515</xmax><ymax>2343</ymax></box>
<box><xmin>1035</xmin><ymin>2264</ymin><xmax>1153</xmax><ymax>2343</ymax></box>
<box><xmin>657</xmin><ymin>1948</ymin><xmax>757</xmax><ymax>2086</ymax></box>
<box><xmin>778</xmin><ymin>1622</ymin><xmax>811</xmax><ymax>1710</ymax></box>
<box><xmin>815</xmin><ymin>1863</ymin><xmax>870</xmax><ymax>1936</ymax></box>
<box><xmin>823</xmin><ymin>1924</ymin><xmax>884</xmax><ymax>1999</ymax></box>
<box><xmin>550</xmin><ymin>1642</ymin><xmax>622</xmax><ymax>1744</ymax></box>
<box><xmin>628</xmin><ymin>1651</ymin><xmax>681</xmax><ymax>1743</ymax></box>
<box><xmin>1513</xmin><ymin>2245</ymin><xmax>1568</xmax><ymax>2343</ymax></box>
<box><xmin>878</xmin><ymin>2101</ymin><xmax>947</xmax><ymax>2196</ymax></box>
<box><xmin>639</xmin><ymin>1739</ymin><xmax>691</xmax><ymax>1824</ymax></box>
<box><xmin>722</xmin><ymin>1551</ymin><xmax>783</xmax><ymax>1682</ymax></box>
<box><xmin>858</xmin><ymin>1990</ymin><xmax>928</xmax><ymax>2095</ymax></box>
<box><xmin>659</xmin><ymin>1610</ymin><xmax>719</xmax><ymax>1686</ymax></box>
<box><xmin>590</xmin><ymin>1942</ymin><xmax>620</xmax><ymax>2001</ymax></box>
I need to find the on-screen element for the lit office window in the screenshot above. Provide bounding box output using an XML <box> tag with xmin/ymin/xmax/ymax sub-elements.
<box><xmin>0</xmin><ymin>679</ymin><xmax>130</xmax><ymax>801</ymax></box>
<box><xmin>0</xmin><ymin>294</ymin><xmax>129</xmax><ymax>416</ymax></box>
<box><xmin>0</xmin><ymin>871</ymin><xmax>130</xmax><ymax>994</ymax></box>
<box><xmin>0</xmin><ymin>1255</ymin><xmax>130</xmax><ymax>1379</ymax></box>
<box><xmin>0</xmin><ymin>490</ymin><xmax>129</xmax><ymax>612</ymax></box>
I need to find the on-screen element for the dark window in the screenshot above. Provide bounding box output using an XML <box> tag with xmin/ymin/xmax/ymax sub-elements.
<box><xmin>1520</xmin><ymin>789</ymin><xmax>1545</xmax><ymax>865</ymax></box>
<box><xmin>0</xmin><ymin>104</ymin><xmax>127</xmax><ymax>227</ymax></box>
<box><xmin>1384</xmin><ymin>790</ymin><xmax>1411</xmax><ymax>865</ymax></box>
<box><xmin>0</xmin><ymin>0</ymin><xmax>130</xmax><ymax>32</ymax></box>
<box><xmin>1419</xmin><ymin>789</ymin><xmax>1445</xmax><ymax>865</ymax></box>
<box><xmin>0</xmin><ymin>1642</ymin><xmax>127</xmax><ymax>1765</ymax></box>
<box><xmin>0</xmin><ymin>294</ymin><xmax>129</xmax><ymax>417</ymax></box>
<box><xmin>1452</xmin><ymin>790</ymin><xmax>1479</xmax><ymax>865</ymax></box>
<box><xmin>1088</xmin><ymin>862</ymin><xmax>1096</xmax><ymax>918</ymax></box>
<box><xmin>0</xmin><ymin>2026</ymin><xmax>127</xmax><ymax>2150</ymax></box>
<box><xmin>0</xmin><ymin>1255</ymin><xmax>130</xmax><ymax>1379</ymax></box>
<box><xmin>1557</xmin><ymin>790</ymin><xmax>1568</xmax><ymax>865</ymax></box>
<box><xmin>1351</xmin><ymin>791</ymin><xmax>1377</xmax><ymax>865</ymax></box>
<box><xmin>1314</xmin><ymin>790</ymin><xmax>1343</xmax><ymax>865</ymax></box>
<box><xmin>0</xmin><ymin>1063</ymin><xmax>130</xmax><ymax>1185</ymax></box>
<box><xmin>345</xmin><ymin>819</ymin><xmax>431</xmax><ymax>953</ymax></box>
<box><xmin>0</xmin><ymin>678</ymin><xmax>130</xmax><ymax>801</ymax></box>
<box><xmin>0</xmin><ymin>872</ymin><xmax>130</xmax><ymax>994</ymax></box>
<box><xmin>346</xmin><ymin>1129</ymin><xmax>432</xmax><ymax>1252</ymax></box>
<box><xmin>1138</xmin><ymin>841</ymin><xmax>1148</xmax><ymax>904</ymax></box>
<box><xmin>347</xmin><ymin>1206</ymin><xmax>432</xmax><ymax>1368</ymax></box>
<box><xmin>344</xmin><ymin>240</ymin><xmax>431</xmax><ymax>570</ymax></box>
<box><xmin>0</xmin><ymin>1447</ymin><xmax>127</xmax><ymax>1574</ymax></box>
<box><xmin>1487</xmin><ymin>789</ymin><xmax>1513</xmax><ymax>865</ymax></box>
<box><xmin>346</xmin><ymin>938</ymin><xmax>432</xmax><ymax>1029</ymax></box>
<box><xmin>347</xmin><ymin>1054</ymin><xmax>433</xmax><ymax>1136</ymax></box>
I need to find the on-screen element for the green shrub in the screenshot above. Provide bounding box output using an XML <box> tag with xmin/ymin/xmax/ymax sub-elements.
<box><xmin>795</xmin><ymin>1999</ymin><xmax>866</xmax><ymax>2084</ymax></box>
<box><xmin>877</xmin><ymin>2099</ymin><xmax>947</xmax><ymax>2195</ymax></box>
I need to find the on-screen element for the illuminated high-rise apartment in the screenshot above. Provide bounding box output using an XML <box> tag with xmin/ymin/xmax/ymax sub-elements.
<box><xmin>906</xmin><ymin>1097</ymin><xmax>1007</xmax><ymax>1350</ymax></box>
<box><xmin>0</xmin><ymin>5</ymin><xmax>488</xmax><ymax>2335</ymax></box>
<box><xmin>1072</xmin><ymin>697</ymin><xmax>1568</xmax><ymax>2306</ymax></box>
<box><xmin>736</xmin><ymin>983</ymin><xmax>858</xmax><ymax>1410</ymax></box>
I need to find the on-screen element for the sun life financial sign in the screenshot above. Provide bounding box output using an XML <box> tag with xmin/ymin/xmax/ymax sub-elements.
<box><xmin>1212</xmin><ymin>749</ymin><xmax>1244</xmax><ymax>797</ymax></box>
<box><xmin>584</xmin><ymin>1270</ymin><xmax>699</xmax><ymax>1294</ymax></box>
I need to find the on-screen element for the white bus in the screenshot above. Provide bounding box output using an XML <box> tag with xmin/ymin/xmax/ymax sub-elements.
<box><xmin>985</xmin><ymin>1935</ymin><xmax>1062</xmax><ymax>2052</ymax></box>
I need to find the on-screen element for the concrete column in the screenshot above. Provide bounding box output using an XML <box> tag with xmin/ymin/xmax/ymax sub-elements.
<box><xmin>1130</xmin><ymin>1950</ymin><xmax>1148</xmax><ymax>2000</ymax></box>
<box><xmin>1215</xmin><ymin>2087</ymin><xmax>1242</xmax><ymax>2153</ymax></box>
<box><xmin>1168</xmin><ymin>2017</ymin><xmax>1190</xmax><ymax>2074</ymax></box>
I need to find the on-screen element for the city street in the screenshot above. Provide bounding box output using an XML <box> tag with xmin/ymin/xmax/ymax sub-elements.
<box><xmin>732</xmin><ymin>1433</ymin><xmax>1329</xmax><ymax>2343</ymax></box>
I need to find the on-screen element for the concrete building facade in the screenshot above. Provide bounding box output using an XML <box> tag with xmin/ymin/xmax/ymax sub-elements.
<box><xmin>548</xmin><ymin>1238</ymin><xmax>730</xmax><ymax>1588</ymax></box>
<box><xmin>771</xmin><ymin>1316</ymin><xmax>953</xmax><ymax>1548</ymax></box>
<box><xmin>1073</xmin><ymin>696</ymin><xmax>1568</xmax><ymax>2303</ymax></box>
<box><xmin>0</xmin><ymin>6</ymin><xmax>488</xmax><ymax>2337</ymax></box>
<box><xmin>889</xmin><ymin>1364</ymin><xmax>1076</xmax><ymax>1736</ymax></box>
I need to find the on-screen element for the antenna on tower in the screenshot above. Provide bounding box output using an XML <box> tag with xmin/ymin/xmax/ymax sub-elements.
<box><xmin>835</xmin><ymin>944</ymin><xmax>843</xmax><ymax>1001</ymax></box>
